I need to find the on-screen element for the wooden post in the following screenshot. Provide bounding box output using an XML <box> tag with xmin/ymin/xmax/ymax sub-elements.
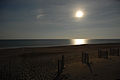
<box><xmin>110</xmin><ymin>48</ymin><xmax>114</xmax><ymax>56</ymax></box>
<box><xmin>86</xmin><ymin>53</ymin><xmax>89</xmax><ymax>64</ymax></box>
<box><xmin>85</xmin><ymin>53</ymin><xmax>87</xmax><ymax>63</ymax></box>
<box><xmin>82</xmin><ymin>52</ymin><xmax>84</xmax><ymax>63</ymax></box>
<box><xmin>84</xmin><ymin>53</ymin><xmax>86</xmax><ymax>63</ymax></box>
<box><xmin>59</xmin><ymin>60</ymin><xmax>62</xmax><ymax>73</ymax></box>
<box><xmin>105</xmin><ymin>51</ymin><xmax>108</xmax><ymax>59</ymax></box>
<box><xmin>98</xmin><ymin>49</ymin><xmax>101</xmax><ymax>58</ymax></box>
<box><xmin>82</xmin><ymin>52</ymin><xmax>86</xmax><ymax>64</ymax></box>
<box><xmin>98</xmin><ymin>49</ymin><xmax>100</xmax><ymax>58</ymax></box>
<box><xmin>118</xmin><ymin>48</ymin><xmax>119</xmax><ymax>56</ymax></box>
<box><xmin>57</xmin><ymin>55</ymin><xmax>65</xmax><ymax>76</ymax></box>
<box><xmin>118</xmin><ymin>48</ymin><xmax>120</xmax><ymax>56</ymax></box>
<box><xmin>58</xmin><ymin>60</ymin><xmax>60</xmax><ymax>75</ymax></box>
<box><xmin>109</xmin><ymin>48</ymin><xmax>111</xmax><ymax>56</ymax></box>
<box><xmin>61</xmin><ymin>55</ymin><xmax>64</xmax><ymax>70</ymax></box>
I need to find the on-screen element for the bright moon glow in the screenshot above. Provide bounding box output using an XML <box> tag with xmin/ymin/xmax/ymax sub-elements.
<box><xmin>71</xmin><ymin>39</ymin><xmax>87</xmax><ymax>45</ymax></box>
<box><xmin>75</xmin><ymin>10</ymin><xmax>84</xmax><ymax>18</ymax></box>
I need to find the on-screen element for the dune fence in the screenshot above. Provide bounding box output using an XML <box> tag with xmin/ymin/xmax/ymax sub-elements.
<box><xmin>0</xmin><ymin>47</ymin><xmax>120</xmax><ymax>80</ymax></box>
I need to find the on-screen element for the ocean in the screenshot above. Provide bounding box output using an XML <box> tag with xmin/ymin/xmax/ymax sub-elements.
<box><xmin>0</xmin><ymin>39</ymin><xmax>120</xmax><ymax>48</ymax></box>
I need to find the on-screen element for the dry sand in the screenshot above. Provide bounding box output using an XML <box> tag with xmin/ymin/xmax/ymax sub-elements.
<box><xmin>0</xmin><ymin>43</ymin><xmax>120</xmax><ymax>80</ymax></box>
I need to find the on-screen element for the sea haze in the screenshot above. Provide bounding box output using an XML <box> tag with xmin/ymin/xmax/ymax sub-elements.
<box><xmin>0</xmin><ymin>39</ymin><xmax>120</xmax><ymax>48</ymax></box>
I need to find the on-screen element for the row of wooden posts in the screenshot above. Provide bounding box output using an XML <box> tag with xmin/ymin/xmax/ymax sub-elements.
<box><xmin>56</xmin><ymin>53</ymin><xmax>90</xmax><ymax>76</ymax></box>
<box><xmin>58</xmin><ymin>55</ymin><xmax>64</xmax><ymax>75</ymax></box>
<box><xmin>98</xmin><ymin>49</ymin><xmax>109</xmax><ymax>59</ymax></box>
<box><xmin>98</xmin><ymin>48</ymin><xmax>119</xmax><ymax>59</ymax></box>
<box><xmin>54</xmin><ymin>55</ymin><xmax>65</xmax><ymax>80</ymax></box>
<box><xmin>55</xmin><ymin>48</ymin><xmax>120</xmax><ymax>79</ymax></box>
<box><xmin>82</xmin><ymin>52</ymin><xmax>89</xmax><ymax>64</ymax></box>
<box><xmin>82</xmin><ymin>48</ymin><xmax>120</xmax><ymax>64</ymax></box>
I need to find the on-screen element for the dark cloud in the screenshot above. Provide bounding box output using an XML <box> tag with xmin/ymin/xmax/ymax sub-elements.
<box><xmin>115</xmin><ymin>0</ymin><xmax>120</xmax><ymax>1</ymax></box>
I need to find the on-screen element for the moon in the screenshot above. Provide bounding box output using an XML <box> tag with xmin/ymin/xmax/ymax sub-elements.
<box><xmin>75</xmin><ymin>10</ymin><xmax>84</xmax><ymax>18</ymax></box>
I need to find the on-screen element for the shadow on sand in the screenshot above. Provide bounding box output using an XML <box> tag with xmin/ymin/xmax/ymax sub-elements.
<box><xmin>87</xmin><ymin>63</ymin><xmax>93</xmax><ymax>73</ymax></box>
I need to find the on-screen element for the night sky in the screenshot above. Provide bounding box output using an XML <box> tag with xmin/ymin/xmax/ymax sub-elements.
<box><xmin>0</xmin><ymin>0</ymin><xmax>120</xmax><ymax>39</ymax></box>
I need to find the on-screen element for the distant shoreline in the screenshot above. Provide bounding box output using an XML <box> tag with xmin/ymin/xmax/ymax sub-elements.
<box><xmin>0</xmin><ymin>43</ymin><xmax>120</xmax><ymax>49</ymax></box>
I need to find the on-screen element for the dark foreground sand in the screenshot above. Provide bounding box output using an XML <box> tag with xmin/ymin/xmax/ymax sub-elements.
<box><xmin>0</xmin><ymin>43</ymin><xmax>120</xmax><ymax>80</ymax></box>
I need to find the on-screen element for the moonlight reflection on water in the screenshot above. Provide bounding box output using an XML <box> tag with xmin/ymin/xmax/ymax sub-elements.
<box><xmin>71</xmin><ymin>39</ymin><xmax>88</xmax><ymax>45</ymax></box>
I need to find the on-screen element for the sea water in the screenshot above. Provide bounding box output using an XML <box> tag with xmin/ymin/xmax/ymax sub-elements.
<box><xmin>0</xmin><ymin>39</ymin><xmax>120</xmax><ymax>48</ymax></box>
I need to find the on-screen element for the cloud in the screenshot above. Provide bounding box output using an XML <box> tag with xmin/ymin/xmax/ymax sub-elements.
<box><xmin>36</xmin><ymin>14</ymin><xmax>44</xmax><ymax>19</ymax></box>
<box><xmin>32</xmin><ymin>9</ymin><xmax>45</xmax><ymax>19</ymax></box>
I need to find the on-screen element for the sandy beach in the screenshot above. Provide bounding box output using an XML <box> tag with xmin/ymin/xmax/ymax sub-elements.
<box><xmin>0</xmin><ymin>43</ymin><xmax>120</xmax><ymax>80</ymax></box>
